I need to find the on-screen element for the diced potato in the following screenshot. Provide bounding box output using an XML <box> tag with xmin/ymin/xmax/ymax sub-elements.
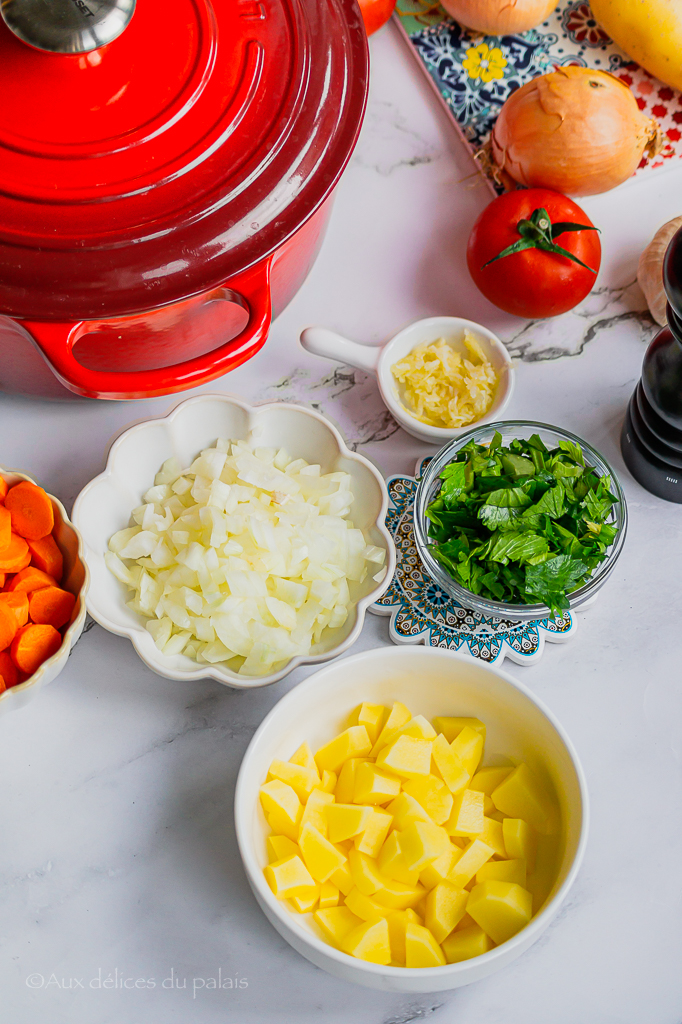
<box><xmin>403</xmin><ymin>774</ymin><xmax>454</xmax><ymax>825</ymax></box>
<box><xmin>449</xmin><ymin>726</ymin><xmax>484</xmax><ymax>777</ymax></box>
<box><xmin>373</xmin><ymin>877</ymin><xmax>426</xmax><ymax>911</ymax></box>
<box><xmin>469</xmin><ymin>765</ymin><xmax>512</xmax><ymax>795</ymax></box>
<box><xmin>425</xmin><ymin>880</ymin><xmax>469</xmax><ymax>943</ymax></box>
<box><xmin>353</xmin><ymin>702</ymin><xmax>387</xmax><ymax>745</ymax></box>
<box><xmin>318</xmin><ymin>880</ymin><xmax>340</xmax><ymax>909</ymax></box>
<box><xmin>345</xmin><ymin>887</ymin><xmax>390</xmax><ymax>922</ymax></box>
<box><xmin>448</xmin><ymin>839</ymin><xmax>494</xmax><ymax>888</ymax></box>
<box><xmin>432</xmin><ymin>717</ymin><xmax>486</xmax><ymax>744</ymax></box>
<box><xmin>335</xmin><ymin>758</ymin><xmax>364</xmax><ymax>804</ymax></box>
<box><xmin>321</xmin><ymin>770</ymin><xmax>337</xmax><ymax>794</ymax></box>
<box><xmin>378</xmin><ymin>831</ymin><xmax>420</xmax><ymax>886</ymax></box>
<box><xmin>483</xmin><ymin>794</ymin><xmax>495</xmax><ymax>816</ymax></box>
<box><xmin>348</xmin><ymin>848</ymin><xmax>385</xmax><ymax>896</ymax></box>
<box><xmin>355</xmin><ymin>808</ymin><xmax>393</xmax><ymax>857</ymax></box>
<box><xmin>400</xmin><ymin>820</ymin><xmax>450</xmax><ymax>871</ymax></box>
<box><xmin>289</xmin><ymin>742</ymin><xmax>318</xmax><ymax>773</ymax></box>
<box><xmin>299</xmin><ymin>788</ymin><xmax>334</xmax><ymax>839</ymax></box>
<box><xmin>299</xmin><ymin>823</ymin><xmax>347</xmax><ymax>883</ymax></box>
<box><xmin>267</xmin><ymin>759</ymin><xmax>320</xmax><ymax>801</ymax></box>
<box><xmin>315</xmin><ymin>726</ymin><xmax>372</xmax><ymax>774</ymax></box>
<box><xmin>370</xmin><ymin>701</ymin><xmax>412</xmax><ymax>755</ymax></box>
<box><xmin>260</xmin><ymin>779</ymin><xmax>301</xmax><ymax>823</ymax></box>
<box><xmin>476</xmin><ymin>859</ymin><xmax>526</xmax><ymax>887</ymax></box>
<box><xmin>386</xmin><ymin>908</ymin><xmax>422</xmax><ymax>965</ymax></box>
<box><xmin>314</xmin><ymin>906</ymin><xmax>363</xmax><ymax>948</ymax></box>
<box><xmin>491</xmin><ymin>763</ymin><xmax>556</xmax><ymax>835</ymax></box>
<box><xmin>289</xmin><ymin>885</ymin><xmax>319</xmax><ymax>913</ymax></box>
<box><xmin>353</xmin><ymin>761</ymin><xmax>401</xmax><ymax>805</ymax></box>
<box><xmin>387</xmin><ymin>715</ymin><xmax>437</xmax><ymax>744</ymax></box>
<box><xmin>266</xmin><ymin>808</ymin><xmax>301</xmax><ymax>843</ymax></box>
<box><xmin>478</xmin><ymin>816</ymin><xmax>506</xmax><ymax>858</ymax></box>
<box><xmin>267</xmin><ymin>835</ymin><xmax>299</xmax><ymax>863</ymax></box>
<box><xmin>502</xmin><ymin>817</ymin><xmax>538</xmax><ymax>872</ymax></box>
<box><xmin>445</xmin><ymin>789</ymin><xmax>485</xmax><ymax>837</ymax></box>
<box><xmin>326</xmin><ymin>803</ymin><xmax>373</xmax><ymax>844</ymax></box>
<box><xmin>419</xmin><ymin>845</ymin><xmax>461</xmax><ymax>891</ymax></box>
<box><xmin>329</xmin><ymin>860</ymin><xmax>354</xmax><ymax>896</ymax></box>
<box><xmin>386</xmin><ymin>792</ymin><xmax>432</xmax><ymax>830</ymax></box>
<box><xmin>375</xmin><ymin>735</ymin><xmax>433</xmax><ymax>779</ymax></box>
<box><xmin>431</xmin><ymin>734</ymin><xmax>470</xmax><ymax>795</ymax></box>
<box><xmin>441</xmin><ymin>924</ymin><xmax>492</xmax><ymax>963</ymax></box>
<box><xmin>467</xmin><ymin>881</ymin><xmax>533</xmax><ymax>945</ymax></box>
<box><xmin>341</xmin><ymin>918</ymin><xmax>391</xmax><ymax>965</ymax></box>
<box><xmin>264</xmin><ymin>855</ymin><xmax>317</xmax><ymax>900</ymax></box>
<box><xmin>405</xmin><ymin>921</ymin><xmax>447</xmax><ymax>968</ymax></box>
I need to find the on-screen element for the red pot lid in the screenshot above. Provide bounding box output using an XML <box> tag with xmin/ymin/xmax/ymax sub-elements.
<box><xmin>0</xmin><ymin>0</ymin><xmax>368</xmax><ymax>319</ymax></box>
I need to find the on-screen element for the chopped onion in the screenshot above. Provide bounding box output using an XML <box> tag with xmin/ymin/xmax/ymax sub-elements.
<box><xmin>107</xmin><ymin>440</ymin><xmax>384</xmax><ymax>676</ymax></box>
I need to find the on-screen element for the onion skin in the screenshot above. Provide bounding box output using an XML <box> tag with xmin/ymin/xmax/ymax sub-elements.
<box><xmin>491</xmin><ymin>67</ymin><xmax>662</xmax><ymax>196</ymax></box>
<box><xmin>440</xmin><ymin>0</ymin><xmax>557</xmax><ymax>34</ymax></box>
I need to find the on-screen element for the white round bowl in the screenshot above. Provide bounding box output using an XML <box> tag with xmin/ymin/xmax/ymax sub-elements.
<box><xmin>300</xmin><ymin>316</ymin><xmax>514</xmax><ymax>444</ymax></box>
<box><xmin>0</xmin><ymin>466</ymin><xmax>89</xmax><ymax>717</ymax></box>
<box><xmin>235</xmin><ymin>646</ymin><xmax>588</xmax><ymax>991</ymax></box>
<box><xmin>72</xmin><ymin>394</ymin><xmax>395</xmax><ymax>690</ymax></box>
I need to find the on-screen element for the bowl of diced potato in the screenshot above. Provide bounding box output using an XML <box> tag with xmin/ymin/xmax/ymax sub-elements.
<box><xmin>234</xmin><ymin>645</ymin><xmax>588</xmax><ymax>991</ymax></box>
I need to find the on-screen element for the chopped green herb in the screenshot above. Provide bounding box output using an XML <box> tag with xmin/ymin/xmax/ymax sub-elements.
<box><xmin>425</xmin><ymin>434</ymin><xmax>619</xmax><ymax>614</ymax></box>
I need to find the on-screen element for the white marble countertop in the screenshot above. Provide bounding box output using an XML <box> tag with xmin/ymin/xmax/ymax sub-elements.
<box><xmin>2</xmin><ymin>20</ymin><xmax>682</xmax><ymax>1024</ymax></box>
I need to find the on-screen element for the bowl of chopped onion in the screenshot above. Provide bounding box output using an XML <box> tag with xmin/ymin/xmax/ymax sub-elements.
<box><xmin>72</xmin><ymin>395</ymin><xmax>395</xmax><ymax>688</ymax></box>
<box><xmin>300</xmin><ymin>317</ymin><xmax>514</xmax><ymax>445</ymax></box>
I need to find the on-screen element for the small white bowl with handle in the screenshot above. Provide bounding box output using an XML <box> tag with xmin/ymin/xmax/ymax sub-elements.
<box><xmin>300</xmin><ymin>316</ymin><xmax>514</xmax><ymax>445</ymax></box>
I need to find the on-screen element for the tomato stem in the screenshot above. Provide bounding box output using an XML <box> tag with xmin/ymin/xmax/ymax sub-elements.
<box><xmin>481</xmin><ymin>207</ymin><xmax>600</xmax><ymax>273</ymax></box>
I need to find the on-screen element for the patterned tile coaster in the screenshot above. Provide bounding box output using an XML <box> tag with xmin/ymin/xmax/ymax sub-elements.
<box><xmin>369</xmin><ymin>457</ymin><xmax>576</xmax><ymax>666</ymax></box>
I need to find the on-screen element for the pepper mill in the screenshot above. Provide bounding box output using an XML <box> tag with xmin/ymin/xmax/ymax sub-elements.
<box><xmin>621</xmin><ymin>227</ymin><xmax>682</xmax><ymax>502</ymax></box>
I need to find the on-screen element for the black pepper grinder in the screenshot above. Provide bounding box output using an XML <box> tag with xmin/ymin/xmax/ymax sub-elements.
<box><xmin>621</xmin><ymin>227</ymin><xmax>682</xmax><ymax>502</ymax></box>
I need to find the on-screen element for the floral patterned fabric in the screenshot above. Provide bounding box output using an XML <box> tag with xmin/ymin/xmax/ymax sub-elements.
<box><xmin>394</xmin><ymin>0</ymin><xmax>682</xmax><ymax>190</ymax></box>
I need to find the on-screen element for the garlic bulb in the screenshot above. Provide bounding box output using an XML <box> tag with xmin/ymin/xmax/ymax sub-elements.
<box><xmin>638</xmin><ymin>216</ymin><xmax>682</xmax><ymax>326</ymax></box>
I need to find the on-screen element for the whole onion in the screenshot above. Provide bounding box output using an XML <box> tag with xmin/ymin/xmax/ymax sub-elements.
<box><xmin>491</xmin><ymin>67</ymin><xmax>662</xmax><ymax>196</ymax></box>
<box><xmin>440</xmin><ymin>0</ymin><xmax>557</xmax><ymax>34</ymax></box>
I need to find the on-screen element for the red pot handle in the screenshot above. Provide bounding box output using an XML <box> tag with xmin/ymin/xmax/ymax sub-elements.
<box><xmin>20</xmin><ymin>260</ymin><xmax>272</xmax><ymax>400</ymax></box>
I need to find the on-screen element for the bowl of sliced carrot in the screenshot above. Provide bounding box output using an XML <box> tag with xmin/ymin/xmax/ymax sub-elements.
<box><xmin>0</xmin><ymin>467</ymin><xmax>89</xmax><ymax>715</ymax></box>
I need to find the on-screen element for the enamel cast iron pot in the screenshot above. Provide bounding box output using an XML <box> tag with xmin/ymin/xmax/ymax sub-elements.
<box><xmin>0</xmin><ymin>0</ymin><xmax>368</xmax><ymax>400</ymax></box>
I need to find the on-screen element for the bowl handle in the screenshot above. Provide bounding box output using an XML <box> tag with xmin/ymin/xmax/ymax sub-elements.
<box><xmin>300</xmin><ymin>327</ymin><xmax>382</xmax><ymax>375</ymax></box>
<box><xmin>19</xmin><ymin>260</ymin><xmax>272</xmax><ymax>400</ymax></box>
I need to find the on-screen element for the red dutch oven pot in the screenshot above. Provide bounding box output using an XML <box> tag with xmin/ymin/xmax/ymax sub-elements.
<box><xmin>0</xmin><ymin>0</ymin><xmax>368</xmax><ymax>399</ymax></box>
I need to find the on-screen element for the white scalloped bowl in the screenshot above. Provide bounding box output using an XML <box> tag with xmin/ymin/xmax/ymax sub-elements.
<box><xmin>72</xmin><ymin>394</ymin><xmax>395</xmax><ymax>689</ymax></box>
<box><xmin>0</xmin><ymin>467</ymin><xmax>89</xmax><ymax>717</ymax></box>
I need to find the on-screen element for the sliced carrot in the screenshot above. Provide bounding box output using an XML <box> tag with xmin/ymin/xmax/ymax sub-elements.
<box><xmin>0</xmin><ymin>507</ymin><xmax>11</xmax><ymax>550</ymax></box>
<box><xmin>5</xmin><ymin>481</ymin><xmax>54</xmax><ymax>540</ymax></box>
<box><xmin>0</xmin><ymin>651</ymin><xmax>20</xmax><ymax>687</ymax></box>
<box><xmin>0</xmin><ymin>534</ymin><xmax>31</xmax><ymax>574</ymax></box>
<box><xmin>0</xmin><ymin>476</ymin><xmax>7</xmax><ymax>502</ymax></box>
<box><xmin>11</xmin><ymin>623</ymin><xmax>61</xmax><ymax>675</ymax></box>
<box><xmin>0</xmin><ymin>573</ymin><xmax>5</xmax><ymax>589</ymax></box>
<box><xmin>8</xmin><ymin>566</ymin><xmax>58</xmax><ymax>593</ymax></box>
<box><xmin>29</xmin><ymin>586</ymin><xmax>75</xmax><ymax>630</ymax></box>
<box><xmin>28</xmin><ymin>535</ymin><xmax>63</xmax><ymax>581</ymax></box>
<box><xmin>0</xmin><ymin>591</ymin><xmax>29</xmax><ymax>628</ymax></box>
<box><xmin>0</xmin><ymin>601</ymin><xmax>19</xmax><ymax>651</ymax></box>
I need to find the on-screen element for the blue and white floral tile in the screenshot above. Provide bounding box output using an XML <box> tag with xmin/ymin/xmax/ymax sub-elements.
<box><xmin>369</xmin><ymin>457</ymin><xmax>576</xmax><ymax>666</ymax></box>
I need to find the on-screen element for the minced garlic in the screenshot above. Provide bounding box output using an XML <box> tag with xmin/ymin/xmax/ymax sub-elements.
<box><xmin>391</xmin><ymin>332</ymin><xmax>498</xmax><ymax>429</ymax></box>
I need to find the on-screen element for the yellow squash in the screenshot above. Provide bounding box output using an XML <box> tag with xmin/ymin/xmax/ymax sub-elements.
<box><xmin>591</xmin><ymin>0</ymin><xmax>682</xmax><ymax>91</ymax></box>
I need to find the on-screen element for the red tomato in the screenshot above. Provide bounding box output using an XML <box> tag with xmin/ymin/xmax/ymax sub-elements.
<box><xmin>358</xmin><ymin>0</ymin><xmax>396</xmax><ymax>35</ymax></box>
<box><xmin>466</xmin><ymin>189</ymin><xmax>601</xmax><ymax>319</ymax></box>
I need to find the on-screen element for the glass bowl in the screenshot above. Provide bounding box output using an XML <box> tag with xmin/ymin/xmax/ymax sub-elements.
<box><xmin>413</xmin><ymin>421</ymin><xmax>628</xmax><ymax>622</ymax></box>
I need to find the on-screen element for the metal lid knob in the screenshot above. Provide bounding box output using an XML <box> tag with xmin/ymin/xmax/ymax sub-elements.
<box><xmin>1</xmin><ymin>0</ymin><xmax>135</xmax><ymax>53</ymax></box>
